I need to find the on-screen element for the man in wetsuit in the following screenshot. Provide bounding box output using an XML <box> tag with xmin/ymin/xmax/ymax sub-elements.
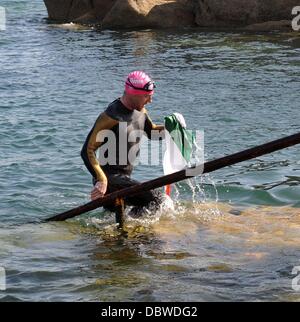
<box><xmin>81</xmin><ymin>71</ymin><xmax>165</xmax><ymax>217</ymax></box>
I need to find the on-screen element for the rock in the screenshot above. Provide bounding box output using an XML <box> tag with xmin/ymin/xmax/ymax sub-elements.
<box><xmin>101</xmin><ymin>0</ymin><xmax>150</xmax><ymax>29</ymax></box>
<box><xmin>44</xmin><ymin>0</ymin><xmax>117</xmax><ymax>23</ymax></box>
<box><xmin>44</xmin><ymin>0</ymin><xmax>73</xmax><ymax>21</ymax></box>
<box><xmin>44</xmin><ymin>0</ymin><xmax>195</xmax><ymax>28</ymax></box>
<box><xmin>194</xmin><ymin>0</ymin><xmax>300</xmax><ymax>27</ymax></box>
<box><xmin>102</xmin><ymin>0</ymin><xmax>195</xmax><ymax>29</ymax></box>
<box><xmin>73</xmin><ymin>11</ymin><xmax>98</xmax><ymax>25</ymax></box>
<box><xmin>147</xmin><ymin>0</ymin><xmax>195</xmax><ymax>28</ymax></box>
<box><xmin>93</xmin><ymin>0</ymin><xmax>118</xmax><ymax>22</ymax></box>
<box><xmin>68</xmin><ymin>0</ymin><xmax>92</xmax><ymax>21</ymax></box>
<box><xmin>43</xmin><ymin>0</ymin><xmax>300</xmax><ymax>30</ymax></box>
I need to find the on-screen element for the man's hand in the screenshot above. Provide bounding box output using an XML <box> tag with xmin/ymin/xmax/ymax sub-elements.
<box><xmin>91</xmin><ymin>181</ymin><xmax>107</xmax><ymax>201</ymax></box>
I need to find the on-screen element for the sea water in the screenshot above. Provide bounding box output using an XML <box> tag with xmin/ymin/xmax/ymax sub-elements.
<box><xmin>0</xmin><ymin>0</ymin><xmax>300</xmax><ymax>301</ymax></box>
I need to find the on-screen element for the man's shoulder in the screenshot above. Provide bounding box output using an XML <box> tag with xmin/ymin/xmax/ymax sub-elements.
<box><xmin>105</xmin><ymin>99</ymin><xmax>133</xmax><ymax>122</ymax></box>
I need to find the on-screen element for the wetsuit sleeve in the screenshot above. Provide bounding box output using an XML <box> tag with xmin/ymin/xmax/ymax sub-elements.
<box><xmin>81</xmin><ymin>112</ymin><xmax>119</xmax><ymax>184</ymax></box>
<box><xmin>143</xmin><ymin>108</ymin><xmax>165</xmax><ymax>140</ymax></box>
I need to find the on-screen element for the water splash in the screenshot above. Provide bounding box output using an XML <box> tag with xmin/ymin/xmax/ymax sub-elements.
<box><xmin>170</xmin><ymin>174</ymin><xmax>221</xmax><ymax>222</ymax></box>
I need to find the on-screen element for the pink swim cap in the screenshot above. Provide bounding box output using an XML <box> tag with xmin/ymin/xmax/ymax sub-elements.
<box><xmin>125</xmin><ymin>71</ymin><xmax>156</xmax><ymax>95</ymax></box>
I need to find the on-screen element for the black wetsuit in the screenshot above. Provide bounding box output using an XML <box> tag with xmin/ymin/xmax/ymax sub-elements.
<box><xmin>81</xmin><ymin>99</ymin><xmax>164</xmax><ymax>215</ymax></box>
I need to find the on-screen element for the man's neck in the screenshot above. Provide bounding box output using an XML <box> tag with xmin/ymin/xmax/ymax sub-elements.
<box><xmin>120</xmin><ymin>95</ymin><xmax>134</xmax><ymax>111</ymax></box>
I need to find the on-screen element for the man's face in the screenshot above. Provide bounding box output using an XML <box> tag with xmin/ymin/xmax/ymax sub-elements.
<box><xmin>132</xmin><ymin>94</ymin><xmax>153</xmax><ymax>111</ymax></box>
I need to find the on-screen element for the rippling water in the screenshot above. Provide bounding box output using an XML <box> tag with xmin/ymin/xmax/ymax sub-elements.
<box><xmin>0</xmin><ymin>0</ymin><xmax>300</xmax><ymax>302</ymax></box>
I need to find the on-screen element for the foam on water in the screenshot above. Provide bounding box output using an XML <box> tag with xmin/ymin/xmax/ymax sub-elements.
<box><xmin>49</xmin><ymin>22</ymin><xmax>94</xmax><ymax>32</ymax></box>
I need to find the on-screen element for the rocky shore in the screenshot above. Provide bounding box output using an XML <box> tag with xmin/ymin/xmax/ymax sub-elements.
<box><xmin>44</xmin><ymin>0</ymin><xmax>300</xmax><ymax>31</ymax></box>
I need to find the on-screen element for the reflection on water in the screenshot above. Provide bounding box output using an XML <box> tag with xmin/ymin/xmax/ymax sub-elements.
<box><xmin>1</xmin><ymin>202</ymin><xmax>300</xmax><ymax>301</ymax></box>
<box><xmin>79</xmin><ymin>202</ymin><xmax>300</xmax><ymax>248</ymax></box>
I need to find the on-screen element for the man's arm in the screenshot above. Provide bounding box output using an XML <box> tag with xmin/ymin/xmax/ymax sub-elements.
<box><xmin>81</xmin><ymin>112</ymin><xmax>118</xmax><ymax>197</ymax></box>
<box><xmin>143</xmin><ymin>108</ymin><xmax>165</xmax><ymax>139</ymax></box>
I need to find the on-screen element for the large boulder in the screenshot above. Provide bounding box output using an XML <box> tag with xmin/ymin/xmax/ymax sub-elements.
<box><xmin>44</xmin><ymin>0</ymin><xmax>118</xmax><ymax>23</ymax></box>
<box><xmin>43</xmin><ymin>0</ymin><xmax>195</xmax><ymax>27</ymax></box>
<box><xmin>102</xmin><ymin>0</ymin><xmax>195</xmax><ymax>29</ymax></box>
<box><xmin>43</xmin><ymin>0</ymin><xmax>300</xmax><ymax>30</ymax></box>
<box><xmin>44</xmin><ymin>0</ymin><xmax>73</xmax><ymax>21</ymax></box>
<box><xmin>194</xmin><ymin>0</ymin><xmax>300</xmax><ymax>27</ymax></box>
